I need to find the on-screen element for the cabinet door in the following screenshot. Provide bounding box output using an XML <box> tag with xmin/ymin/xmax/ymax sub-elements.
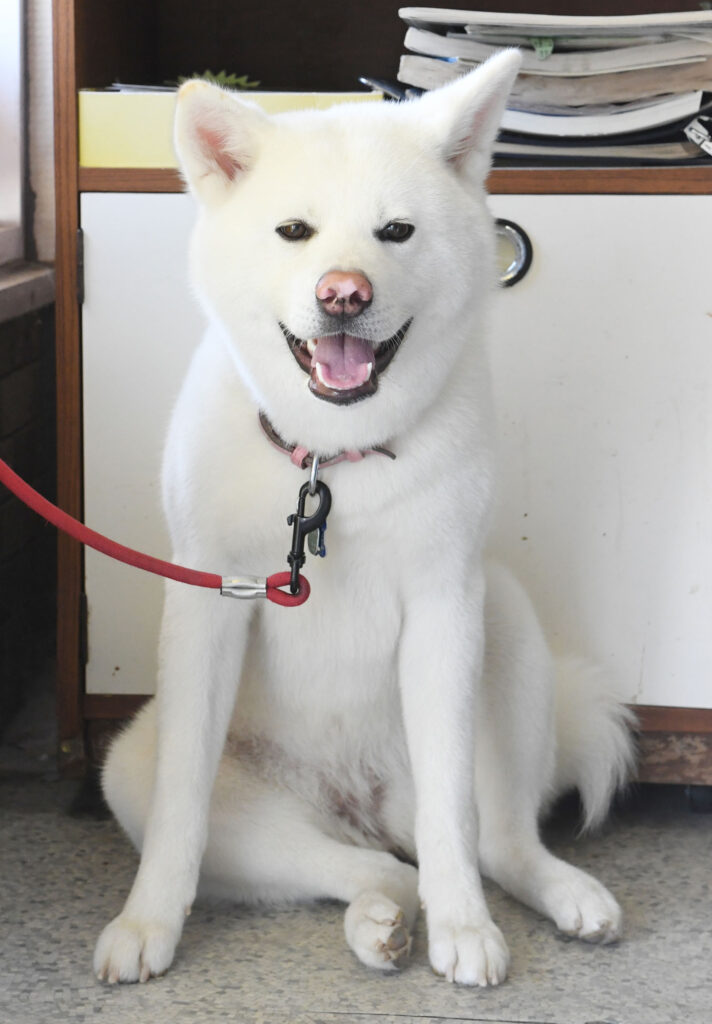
<box><xmin>81</xmin><ymin>193</ymin><xmax>200</xmax><ymax>695</ymax></box>
<box><xmin>487</xmin><ymin>195</ymin><xmax>712</xmax><ymax>710</ymax></box>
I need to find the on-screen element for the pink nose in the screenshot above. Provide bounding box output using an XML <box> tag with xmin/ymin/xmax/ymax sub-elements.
<box><xmin>315</xmin><ymin>271</ymin><xmax>373</xmax><ymax>318</ymax></box>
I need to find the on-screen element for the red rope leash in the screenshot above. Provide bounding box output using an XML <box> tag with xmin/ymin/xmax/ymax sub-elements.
<box><xmin>0</xmin><ymin>458</ymin><xmax>309</xmax><ymax>606</ymax></box>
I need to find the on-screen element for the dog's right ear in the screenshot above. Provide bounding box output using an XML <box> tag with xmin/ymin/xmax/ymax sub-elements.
<box><xmin>174</xmin><ymin>80</ymin><xmax>268</xmax><ymax>204</ymax></box>
<box><xmin>414</xmin><ymin>50</ymin><xmax>522</xmax><ymax>187</ymax></box>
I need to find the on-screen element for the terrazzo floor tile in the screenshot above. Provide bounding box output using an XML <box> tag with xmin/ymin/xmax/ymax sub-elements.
<box><xmin>1</xmin><ymin>776</ymin><xmax>710</xmax><ymax>1024</ymax></box>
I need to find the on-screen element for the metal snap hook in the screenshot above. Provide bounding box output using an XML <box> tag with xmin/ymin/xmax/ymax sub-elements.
<box><xmin>287</xmin><ymin>478</ymin><xmax>332</xmax><ymax>593</ymax></box>
<box><xmin>309</xmin><ymin>453</ymin><xmax>320</xmax><ymax>496</ymax></box>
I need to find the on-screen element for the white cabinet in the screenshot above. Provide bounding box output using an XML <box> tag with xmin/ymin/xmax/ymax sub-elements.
<box><xmin>81</xmin><ymin>191</ymin><xmax>712</xmax><ymax>710</ymax></box>
<box><xmin>487</xmin><ymin>195</ymin><xmax>712</xmax><ymax>710</ymax></box>
<box><xmin>81</xmin><ymin>193</ymin><xmax>199</xmax><ymax>695</ymax></box>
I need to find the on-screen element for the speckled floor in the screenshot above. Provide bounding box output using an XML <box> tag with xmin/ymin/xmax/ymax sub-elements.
<box><xmin>1</xmin><ymin>684</ymin><xmax>711</xmax><ymax>1024</ymax></box>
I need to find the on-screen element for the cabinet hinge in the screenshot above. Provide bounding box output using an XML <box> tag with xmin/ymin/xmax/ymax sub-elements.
<box><xmin>76</xmin><ymin>227</ymin><xmax>85</xmax><ymax>305</ymax></box>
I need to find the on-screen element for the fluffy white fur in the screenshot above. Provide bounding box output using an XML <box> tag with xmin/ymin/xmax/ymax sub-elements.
<box><xmin>94</xmin><ymin>53</ymin><xmax>635</xmax><ymax>987</ymax></box>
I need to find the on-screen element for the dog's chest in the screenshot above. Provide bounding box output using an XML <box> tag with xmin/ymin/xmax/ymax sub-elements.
<box><xmin>231</xmin><ymin>543</ymin><xmax>412</xmax><ymax>848</ymax></box>
<box><xmin>255</xmin><ymin>533</ymin><xmax>401</xmax><ymax>703</ymax></box>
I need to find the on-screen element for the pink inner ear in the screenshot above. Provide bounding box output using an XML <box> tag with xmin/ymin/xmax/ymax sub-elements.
<box><xmin>450</xmin><ymin>135</ymin><xmax>471</xmax><ymax>163</ymax></box>
<box><xmin>197</xmin><ymin>125</ymin><xmax>243</xmax><ymax>180</ymax></box>
<box><xmin>448</xmin><ymin>99</ymin><xmax>497</xmax><ymax>166</ymax></box>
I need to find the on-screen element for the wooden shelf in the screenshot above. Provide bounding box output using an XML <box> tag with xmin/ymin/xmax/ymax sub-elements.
<box><xmin>635</xmin><ymin>706</ymin><xmax>712</xmax><ymax>734</ymax></box>
<box><xmin>489</xmin><ymin>166</ymin><xmax>712</xmax><ymax>195</ymax></box>
<box><xmin>78</xmin><ymin>165</ymin><xmax>712</xmax><ymax>195</ymax></box>
<box><xmin>79</xmin><ymin>167</ymin><xmax>184</xmax><ymax>192</ymax></box>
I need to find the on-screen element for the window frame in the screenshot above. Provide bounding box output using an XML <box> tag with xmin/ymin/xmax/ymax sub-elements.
<box><xmin>0</xmin><ymin>0</ymin><xmax>26</xmax><ymax>266</ymax></box>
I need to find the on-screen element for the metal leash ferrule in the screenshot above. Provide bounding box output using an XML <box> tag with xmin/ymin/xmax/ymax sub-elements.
<box><xmin>220</xmin><ymin>575</ymin><xmax>268</xmax><ymax>600</ymax></box>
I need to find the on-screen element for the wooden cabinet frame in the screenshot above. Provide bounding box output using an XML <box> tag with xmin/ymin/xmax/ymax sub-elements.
<box><xmin>53</xmin><ymin>0</ymin><xmax>712</xmax><ymax>778</ymax></box>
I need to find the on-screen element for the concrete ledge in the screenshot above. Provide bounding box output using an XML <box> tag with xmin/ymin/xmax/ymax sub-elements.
<box><xmin>0</xmin><ymin>262</ymin><xmax>55</xmax><ymax>324</ymax></box>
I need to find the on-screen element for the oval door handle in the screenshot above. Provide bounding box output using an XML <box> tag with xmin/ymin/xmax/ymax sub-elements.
<box><xmin>495</xmin><ymin>218</ymin><xmax>533</xmax><ymax>287</ymax></box>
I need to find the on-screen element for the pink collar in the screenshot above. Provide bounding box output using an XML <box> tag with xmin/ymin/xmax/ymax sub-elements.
<box><xmin>258</xmin><ymin>411</ymin><xmax>396</xmax><ymax>470</ymax></box>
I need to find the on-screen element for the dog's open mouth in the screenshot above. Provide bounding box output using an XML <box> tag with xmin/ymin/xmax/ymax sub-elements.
<box><xmin>279</xmin><ymin>320</ymin><xmax>412</xmax><ymax>405</ymax></box>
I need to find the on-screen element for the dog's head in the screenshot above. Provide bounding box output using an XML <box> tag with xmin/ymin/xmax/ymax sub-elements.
<box><xmin>174</xmin><ymin>52</ymin><xmax>520</xmax><ymax>453</ymax></box>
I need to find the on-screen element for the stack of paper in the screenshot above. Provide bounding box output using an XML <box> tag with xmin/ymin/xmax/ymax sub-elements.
<box><xmin>397</xmin><ymin>8</ymin><xmax>712</xmax><ymax>163</ymax></box>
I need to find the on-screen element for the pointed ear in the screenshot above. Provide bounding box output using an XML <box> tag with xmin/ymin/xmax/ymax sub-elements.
<box><xmin>418</xmin><ymin>49</ymin><xmax>521</xmax><ymax>185</ymax></box>
<box><xmin>174</xmin><ymin>79</ymin><xmax>269</xmax><ymax>204</ymax></box>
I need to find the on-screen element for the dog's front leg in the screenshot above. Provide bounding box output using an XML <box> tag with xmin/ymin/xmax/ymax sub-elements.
<box><xmin>94</xmin><ymin>582</ymin><xmax>250</xmax><ymax>984</ymax></box>
<box><xmin>399</xmin><ymin>567</ymin><xmax>509</xmax><ymax>986</ymax></box>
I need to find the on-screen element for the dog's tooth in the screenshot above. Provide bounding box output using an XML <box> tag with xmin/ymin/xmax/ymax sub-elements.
<box><xmin>315</xmin><ymin>363</ymin><xmax>327</xmax><ymax>386</ymax></box>
<box><xmin>366</xmin><ymin>362</ymin><xmax>373</xmax><ymax>376</ymax></box>
<box><xmin>307</xmin><ymin>339</ymin><xmax>316</xmax><ymax>355</ymax></box>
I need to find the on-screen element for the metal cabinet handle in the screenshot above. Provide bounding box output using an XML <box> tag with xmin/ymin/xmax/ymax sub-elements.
<box><xmin>495</xmin><ymin>218</ymin><xmax>533</xmax><ymax>287</ymax></box>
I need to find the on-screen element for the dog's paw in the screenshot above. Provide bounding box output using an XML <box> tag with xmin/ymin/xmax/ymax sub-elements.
<box><xmin>428</xmin><ymin>917</ymin><xmax>510</xmax><ymax>986</ymax></box>
<box><xmin>344</xmin><ymin>892</ymin><xmax>413</xmax><ymax>971</ymax></box>
<box><xmin>543</xmin><ymin>866</ymin><xmax>622</xmax><ymax>944</ymax></box>
<box><xmin>94</xmin><ymin>913</ymin><xmax>180</xmax><ymax>984</ymax></box>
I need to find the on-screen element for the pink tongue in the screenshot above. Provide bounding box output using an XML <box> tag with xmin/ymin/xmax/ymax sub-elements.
<box><xmin>311</xmin><ymin>334</ymin><xmax>374</xmax><ymax>390</ymax></box>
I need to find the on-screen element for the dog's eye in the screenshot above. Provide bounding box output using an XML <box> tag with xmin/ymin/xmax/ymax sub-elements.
<box><xmin>377</xmin><ymin>222</ymin><xmax>415</xmax><ymax>243</ymax></box>
<box><xmin>276</xmin><ymin>221</ymin><xmax>313</xmax><ymax>241</ymax></box>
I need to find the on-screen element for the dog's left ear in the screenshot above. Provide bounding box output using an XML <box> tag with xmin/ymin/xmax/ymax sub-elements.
<box><xmin>417</xmin><ymin>49</ymin><xmax>522</xmax><ymax>185</ymax></box>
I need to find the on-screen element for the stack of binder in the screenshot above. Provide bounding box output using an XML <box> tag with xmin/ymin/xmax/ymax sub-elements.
<box><xmin>396</xmin><ymin>7</ymin><xmax>712</xmax><ymax>164</ymax></box>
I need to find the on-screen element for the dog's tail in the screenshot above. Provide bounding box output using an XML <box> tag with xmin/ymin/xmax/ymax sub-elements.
<box><xmin>552</xmin><ymin>656</ymin><xmax>637</xmax><ymax>832</ymax></box>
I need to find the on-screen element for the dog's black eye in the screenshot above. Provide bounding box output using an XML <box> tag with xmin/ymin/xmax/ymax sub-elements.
<box><xmin>377</xmin><ymin>221</ymin><xmax>415</xmax><ymax>243</ymax></box>
<box><xmin>276</xmin><ymin>221</ymin><xmax>313</xmax><ymax>241</ymax></box>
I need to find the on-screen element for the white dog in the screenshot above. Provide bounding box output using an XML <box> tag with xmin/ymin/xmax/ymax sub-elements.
<box><xmin>94</xmin><ymin>52</ymin><xmax>634</xmax><ymax>987</ymax></box>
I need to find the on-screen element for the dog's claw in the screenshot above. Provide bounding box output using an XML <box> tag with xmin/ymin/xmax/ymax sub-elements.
<box><xmin>94</xmin><ymin>912</ymin><xmax>180</xmax><ymax>985</ymax></box>
<box><xmin>386</xmin><ymin>924</ymin><xmax>409</xmax><ymax>951</ymax></box>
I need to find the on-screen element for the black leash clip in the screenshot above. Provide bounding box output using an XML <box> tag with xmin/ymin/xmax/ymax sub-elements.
<box><xmin>287</xmin><ymin>479</ymin><xmax>332</xmax><ymax>594</ymax></box>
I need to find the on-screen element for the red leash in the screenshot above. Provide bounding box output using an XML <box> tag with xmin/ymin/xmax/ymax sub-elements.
<box><xmin>0</xmin><ymin>458</ymin><xmax>309</xmax><ymax>607</ymax></box>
